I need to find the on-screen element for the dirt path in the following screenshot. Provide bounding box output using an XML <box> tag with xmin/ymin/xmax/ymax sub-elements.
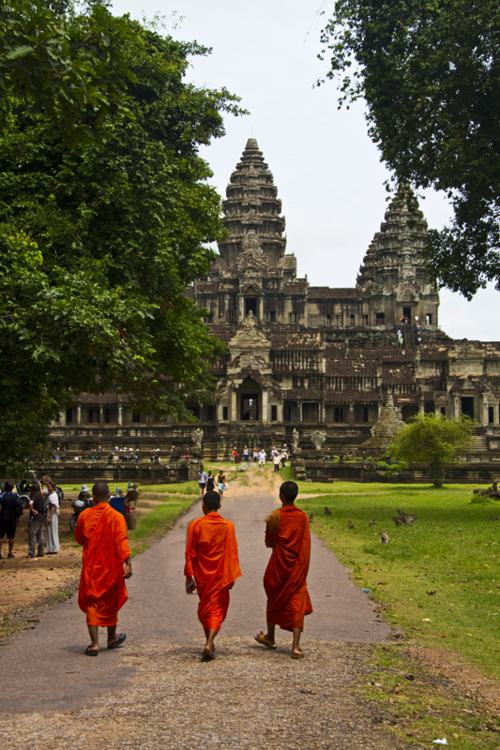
<box><xmin>0</xmin><ymin>467</ymin><xmax>404</xmax><ymax>750</ymax></box>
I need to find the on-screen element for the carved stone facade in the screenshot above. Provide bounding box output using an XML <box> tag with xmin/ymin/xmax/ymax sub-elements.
<box><xmin>187</xmin><ymin>139</ymin><xmax>500</xmax><ymax>447</ymax></box>
<box><xmin>52</xmin><ymin>139</ymin><xmax>500</xmax><ymax>472</ymax></box>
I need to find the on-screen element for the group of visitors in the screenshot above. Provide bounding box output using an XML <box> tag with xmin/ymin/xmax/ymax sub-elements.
<box><xmin>0</xmin><ymin>475</ymin><xmax>61</xmax><ymax>559</ymax></box>
<box><xmin>197</xmin><ymin>467</ymin><xmax>228</xmax><ymax>499</ymax></box>
<box><xmin>75</xmin><ymin>479</ymin><xmax>312</xmax><ymax>661</ymax></box>
<box><xmin>230</xmin><ymin>445</ymin><xmax>289</xmax><ymax>468</ymax></box>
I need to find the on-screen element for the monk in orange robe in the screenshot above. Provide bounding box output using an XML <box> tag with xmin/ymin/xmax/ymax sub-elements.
<box><xmin>255</xmin><ymin>480</ymin><xmax>312</xmax><ymax>659</ymax></box>
<box><xmin>185</xmin><ymin>490</ymin><xmax>241</xmax><ymax>661</ymax></box>
<box><xmin>74</xmin><ymin>481</ymin><xmax>132</xmax><ymax>656</ymax></box>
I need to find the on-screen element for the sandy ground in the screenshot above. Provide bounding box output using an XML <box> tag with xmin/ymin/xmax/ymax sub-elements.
<box><xmin>0</xmin><ymin>502</ymin><xmax>81</xmax><ymax>632</ymax></box>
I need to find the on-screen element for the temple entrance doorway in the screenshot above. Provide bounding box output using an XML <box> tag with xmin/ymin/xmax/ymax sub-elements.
<box><xmin>240</xmin><ymin>377</ymin><xmax>260</xmax><ymax>421</ymax></box>
<box><xmin>461</xmin><ymin>396</ymin><xmax>474</xmax><ymax>420</ymax></box>
<box><xmin>245</xmin><ymin>297</ymin><xmax>258</xmax><ymax>317</ymax></box>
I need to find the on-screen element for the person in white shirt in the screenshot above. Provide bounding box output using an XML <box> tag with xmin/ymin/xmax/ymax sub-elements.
<box><xmin>42</xmin><ymin>476</ymin><xmax>60</xmax><ymax>554</ymax></box>
<box><xmin>258</xmin><ymin>449</ymin><xmax>267</xmax><ymax>467</ymax></box>
<box><xmin>273</xmin><ymin>452</ymin><xmax>281</xmax><ymax>473</ymax></box>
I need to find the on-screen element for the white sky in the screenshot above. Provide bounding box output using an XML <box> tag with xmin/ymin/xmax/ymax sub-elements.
<box><xmin>112</xmin><ymin>0</ymin><xmax>499</xmax><ymax>341</ymax></box>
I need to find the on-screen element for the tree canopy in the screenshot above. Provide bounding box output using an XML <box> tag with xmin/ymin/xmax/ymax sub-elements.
<box><xmin>388</xmin><ymin>414</ymin><xmax>473</xmax><ymax>486</ymax></box>
<box><xmin>319</xmin><ymin>0</ymin><xmax>499</xmax><ymax>298</ymax></box>
<box><xmin>0</xmin><ymin>1</ymin><xmax>241</xmax><ymax>473</ymax></box>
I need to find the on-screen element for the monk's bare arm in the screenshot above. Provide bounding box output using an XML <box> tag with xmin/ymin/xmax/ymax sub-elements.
<box><xmin>265</xmin><ymin>510</ymin><xmax>280</xmax><ymax>547</ymax></box>
<box><xmin>117</xmin><ymin>515</ymin><xmax>133</xmax><ymax>578</ymax></box>
<box><xmin>184</xmin><ymin>520</ymin><xmax>197</xmax><ymax>593</ymax></box>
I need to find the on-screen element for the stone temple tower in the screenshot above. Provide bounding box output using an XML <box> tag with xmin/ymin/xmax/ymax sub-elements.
<box><xmin>356</xmin><ymin>186</ymin><xmax>440</xmax><ymax>328</ymax></box>
<box><xmin>217</xmin><ymin>138</ymin><xmax>287</xmax><ymax>270</ymax></box>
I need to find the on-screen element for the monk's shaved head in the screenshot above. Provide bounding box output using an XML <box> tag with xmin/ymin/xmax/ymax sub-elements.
<box><xmin>92</xmin><ymin>481</ymin><xmax>110</xmax><ymax>502</ymax></box>
<box><xmin>203</xmin><ymin>491</ymin><xmax>221</xmax><ymax>511</ymax></box>
<box><xmin>280</xmin><ymin>481</ymin><xmax>298</xmax><ymax>504</ymax></box>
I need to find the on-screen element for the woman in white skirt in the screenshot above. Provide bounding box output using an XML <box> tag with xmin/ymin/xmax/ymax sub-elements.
<box><xmin>43</xmin><ymin>477</ymin><xmax>60</xmax><ymax>554</ymax></box>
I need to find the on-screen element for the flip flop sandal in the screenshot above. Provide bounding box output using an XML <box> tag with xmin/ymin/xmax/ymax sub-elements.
<box><xmin>85</xmin><ymin>647</ymin><xmax>98</xmax><ymax>656</ymax></box>
<box><xmin>254</xmin><ymin>631</ymin><xmax>277</xmax><ymax>650</ymax></box>
<box><xmin>107</xmin><ymin>632</ymin><xmax>127</xmax><ymax>650</ymax></box>
<box><xmin>201</xmin><ymin>649</ymin><xmax>215</xmax><ymax>662</ymax></box>
<box><xmin>291</xmin><ymin>651</ymin><xmax>305</xmax><ymax>659</ymax></box>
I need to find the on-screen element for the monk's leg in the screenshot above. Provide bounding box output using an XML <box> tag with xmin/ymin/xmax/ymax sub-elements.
<box><xmin>292</xmin><ymin>626</ymin><xmax>303</xmax><ymax>656</ymax></box>
<box><xmin>263</xmin><ymin>621</ymin><xmax>276</xmax><ymax>646</ymax></box>
<box><xmin>87</xmin><ymin>624</ymin><xmax>99</xmax><ymax>652</ymax></box>
<box><xmin>204</xmin><ymin>627</ymin><xmax>219</xmax><ymax>657</ymax></box>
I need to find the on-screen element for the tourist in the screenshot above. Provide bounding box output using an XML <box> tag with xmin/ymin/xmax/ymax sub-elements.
<box><xmin>184</xmin><ymin>490</ymin><xmax>241</xmax><ymax>661</ymax></box>
<box><xmin>255</xmin><ymin>481</ymin><xmax>312</xmax><ymax>659</ymax></box>
<box><xmin>109</xmin><ymin>488</ymin><xmax>126</xmax><ymax>517</ymax></box>
<box><xmin>273</xmin><ymin>451</ymin><xmax>281</xmax><ymax>473</ymax></box>
<box><xmin>27</xmin><ymin>482</ymin><xmax>47</xmax><ymax>558</ymax></box>
<box><xmin>43</xmin><ymin>477</ymin><xmax>60</xmax><ymax>554</ymax></box>
<box><xmin>198</xmin><ymin>465</ymin><xmax>208</xmax><ymax>498</ymax></box>
<box><xmin>280</xmin><ymin>446</ymin><xmax>288</xmax><ymax>468</ymax></box>
<box><xmin>206</xmin><ymin>471</ymin><xmax>215</xmax><ymax>491</ymax></box>
<box><xmin>258</xmin><ymin>448</ymin><xmax>267</xmax><ymax>467</ymax></box>
<box><xmin>217</xmin><ymin>470</ymin><xmax>227</xmax><ymax>498</ymax></box>
<box><xmin>253</xmin><ymin>448</ymin><xmax>259</xmax><ymax>463</ymax></box>
<box><xmin>242</xmin><ymin>447</ymin><xmax>249</xmax><ymax>462</ymax></box>
<box><xmin>0</xmin><ymin>480</ymin><xmax>22</xmax><ymax>559</ymax></box>
<box><xmin>74</xmin><ymin>481</ymin><xmax>132</xmax><ymax>655</ymax></box>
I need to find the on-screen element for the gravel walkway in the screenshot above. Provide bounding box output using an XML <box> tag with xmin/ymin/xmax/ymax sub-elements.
<box><xmin>0</xmin><ymin>468</ymin><xmax>403</xmax><ymax>749</ymax></box>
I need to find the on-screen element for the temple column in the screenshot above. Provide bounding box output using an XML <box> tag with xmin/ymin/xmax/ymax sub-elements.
<box><xmin>117</xmin><ymin>404</ymin><xmax>123</xmax><ymax>426</ymax></box>
<box><xmin>99</xmin><ymin>404</ymin><xmax>104</xmax><ymax>424</ymax></box>
<box><xmin>76</xmin><ymin>404</ymin><xmax>82</xmax><ymax>425</ymax></box>
<box><xmin>481</xmin><ymin>396</ymin><xmax>489</xmax><ymax>426</ymax></box>
<box><xmin>348</xmin><ymin>402</ymin><xmax>354</xmax><ymax>424</ymax></box>
<box><xmin>217</xmin><ymin>403</ymin><xmax>224</xmax><ymax>422</ymax></box>
<box><xmin>277</xmin><ymin>402</ymin><xmax>284</xmax><ymax>423</ymax></box>
<box><xmin>496</xmin><ymin>404</ymin><xmax>500</xmax><ymax>425</ymax></box>
<box><xmin>230</xmin><ymin>389</ymin><xmax>238</xmax><ymax>422</ymax></box>
<box><xmin>59</xmin><ymin>411</ymin><xmax>66</xmax><ymax>426</ymax></box>
<box><xmin>320</xmin><ymin>402</ymin><xmax>326</xmax><ymax>424</ymax></box>
<box><xmin>258</xmin><ymin>297</ymin><xmax>264</xmax><ymax>321</ymax></box>
<box><xmin>418</xmin><ymin>395</ymin><xmax>425</xmax><ymax>415</ymax></box>
<box><xmin>261</xmin><ymin>390</ymin><xmax>269</xmax><ymax>423</ymax></box>
<box><xmin>454</xmin><ymin>395</ymin><xmax>460</xmax><ymax>418</ymax></box>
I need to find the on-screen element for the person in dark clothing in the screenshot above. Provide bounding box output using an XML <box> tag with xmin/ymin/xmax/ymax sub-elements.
<box><xmin>109</xmin><ymin>488</ymin><xmax>126</xmax><ymax>517</ymax></box>
<box><xmin>28</xmin><ymin>482</ymin><xmax>47</xmax><ymax>558</ymax></box>
<box><xmin>0</xmin><ymin>480</ymin><xmax>22</xmax><ymax>558</ymax></box>
<box><xmin>206</xmin><ymin>471</ymin><xmax>215</xmax><ymax>492</ymax></box>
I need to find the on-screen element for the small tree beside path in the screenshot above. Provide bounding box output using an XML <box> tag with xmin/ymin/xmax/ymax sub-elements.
<box><xmin>388</xmin><ymin>414</ymin><xmax>473</xmax><ymax>487</ymax></box>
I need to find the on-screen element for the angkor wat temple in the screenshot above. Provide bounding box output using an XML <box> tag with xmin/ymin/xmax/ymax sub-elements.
<box><xmin>49</xmin><ymin>139</ymin><xmax>500</xmax><ymax>481</ymax></box>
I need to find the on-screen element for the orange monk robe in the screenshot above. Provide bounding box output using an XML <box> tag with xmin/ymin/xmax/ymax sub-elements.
<box><xmin>74</xmin><ymin>503</ymin><xmax>131</xmax><ymax>627</ymax></box>
<box><xmin>184</xmin><ymin>512</ymin><xmax>241</xmax><ymax>631</ymax></box>
<box><xmin>264</xmin><ymin>505</ymin><xmax>313</xmax><ymax>632</ymax></box>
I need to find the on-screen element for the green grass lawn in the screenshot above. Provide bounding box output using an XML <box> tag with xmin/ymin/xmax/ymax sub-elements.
<box><xmin>128</xmin><ymin>494</ymin><xmax>194</xmax><ymax>555</ymax></box>
<box><xmin>296</xmin><ymin>481</ymin><xmax>499</xmax><ymax>679</ymax></box>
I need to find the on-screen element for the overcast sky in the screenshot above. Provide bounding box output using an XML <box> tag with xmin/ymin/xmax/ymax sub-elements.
<box><xmin>112</xmin><ymin>0</ymin><xmax>498</xmax><ymax>341</ymax></box>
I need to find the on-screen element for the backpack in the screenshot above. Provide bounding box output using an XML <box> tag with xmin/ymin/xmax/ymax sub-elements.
<box><xmin>56</xmin><ymin>486</ymin><xmax>64</xmax><ymax>503</ymax></box>
<box><xmin>206</xmin><ymin>476</ymin><xmax>215</xmax><ymax>491</ymax></box>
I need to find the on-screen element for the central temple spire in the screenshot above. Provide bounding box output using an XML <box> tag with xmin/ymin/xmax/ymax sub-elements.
<box><xmin>218</xmin><ymin>138</ymin><xmax>286</xmax><ymax>269</ymax></box>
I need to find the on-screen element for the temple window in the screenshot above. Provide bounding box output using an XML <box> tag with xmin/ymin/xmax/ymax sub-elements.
<box><xmin>132</xmin><ymin>412</ymin><xmax>141</xmax><ymax>424</ymax></box>
<box><xmin>376</xmin><ymin>312</ymin><xmax>385</xmax><ymax>324</ymax></box>
<box><xmin>271</xmin><ymin>405</ymin><xmax>278</xmax><ymax>421</ymax></box>
<box><xmin>425</xmin><ymin>313</ymin><xmax>433</xmax><ymax>325</ymax></box>
<box><xmin>488</xmin><ymin>406</ymin><xmax>495</xmax><ymax>424</ymax></box>
<box><xmin>66</xmin><ymin>408</ymin><xmax>74</xmax><ymax>424</ymax></box>
<box><xmin>334</xmin><ymin>407</ymin><xmax>344</xmax><ymax>423</ymax></box>
<box><xmin>222</xmin><ymin>406</ymin><xmax>228</xmax><ymax>421</ymax></box>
